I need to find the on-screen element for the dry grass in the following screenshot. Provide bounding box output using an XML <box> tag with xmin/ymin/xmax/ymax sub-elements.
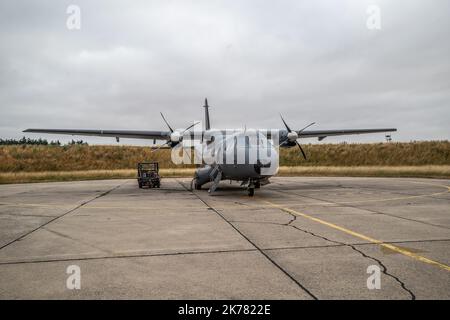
<box><xmin>1</xmin><ymin>166</ymin><xmax>448</xmax><ymax>184</ymax></box>
<box><xmin>0</xmin><ymin>168</ymin><xmax>196</xmax><ymax>184</ymax></box>
<box><xmin>281</xmin><ymin>141</ymin><xmax>450</xmax><ymax>166</ymax></box>
<box><xmin>0</xmin><ymin>141</ymin><xmax>449</xmax><ymax>172</ymax></box>
<box><xmin>0</xmin><ymin>170</ymin><xmax>135</xmax><ymax>184</ymax></box>
<box><xmin>0</xmin><ymin>141</ymin><xmax>448</xmax><ymax>183</ymax></box>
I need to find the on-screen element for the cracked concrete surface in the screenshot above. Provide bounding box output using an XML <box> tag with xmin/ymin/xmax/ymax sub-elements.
<box><xmin>0</xmin><ymin>177</ymin><xmax>449</xmax><ymax>299</ymax></box>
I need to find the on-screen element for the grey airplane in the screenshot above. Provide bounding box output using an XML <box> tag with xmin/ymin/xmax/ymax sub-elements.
<box><xmin>24</xmin><ymin>99</ymin><xmax>396</xmax><ymax>196</ymax></box>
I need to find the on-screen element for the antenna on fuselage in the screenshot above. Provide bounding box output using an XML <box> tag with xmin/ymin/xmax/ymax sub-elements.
<box><xmin>203</xmin><ymin>98</ymin><xmax>211</xmax><ymax>130</ymax></box>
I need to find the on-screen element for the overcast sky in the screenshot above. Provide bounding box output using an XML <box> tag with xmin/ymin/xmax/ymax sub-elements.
<box><xmin>0</xmin><ymin>0</ymin><xmax>449</xmax><ymax>145</ymax></box>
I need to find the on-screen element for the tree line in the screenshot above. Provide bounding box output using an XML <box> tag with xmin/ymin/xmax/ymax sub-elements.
<box><xmin>0</xmin><ymin>137</ymin><xmax>87</xmax><ymax>146</ymax></box>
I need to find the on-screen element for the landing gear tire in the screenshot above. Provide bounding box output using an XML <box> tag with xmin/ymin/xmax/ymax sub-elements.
<box><xmin>255</xmin><ymin>181</ymin><xmax>261</xmax><ymax>189</ymax></box>
<box><xmin>192</xmin><ymin>179</ymin><xmax>202</xmax><ymax>190</ymax></box>
<box><xmin>248</xmin><ymin>188</ymin><xmax>255</xmax><ymax>197</ymax></box>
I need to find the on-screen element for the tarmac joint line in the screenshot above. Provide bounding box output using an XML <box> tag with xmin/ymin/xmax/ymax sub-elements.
<box><xmin>0</xmin><ymin>181</ymin><xmax>126</xmax><ymax>251</ymax></box>
<box><xmin>177</xmin><ymin>179</ymin><xmax>319</xmax><ymax>300</ymax></box>
<box><xmin>265</xmin><ymin>200</ymin><xmax>450</xmax><ymax>273</ymax></box>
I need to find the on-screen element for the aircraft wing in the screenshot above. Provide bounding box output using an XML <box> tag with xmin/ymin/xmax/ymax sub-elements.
<box><xmin>23</xmin><ymin>129</ymin><xmax>171</xmax><ymax>140</ymax></box>
<box><xmin>23</xmin><ymin>127</ymin><xmax>397</xmax><ymax>142</ymax></box>
<box><xmin>297</xmin><ymin>128</ymin><xmax>396</xmax><ymax>140</ymax></box>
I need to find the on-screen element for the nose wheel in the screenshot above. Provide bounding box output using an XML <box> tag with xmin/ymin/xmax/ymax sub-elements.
<box><xmin>247</xmin><ymin>180</ymin><xmax>255</xmax><ymax>197</ymax></box>
<box><xmin>191</xmin><ymin>178</ymin><xmax>202</xmax><ymax>190</ymax></box>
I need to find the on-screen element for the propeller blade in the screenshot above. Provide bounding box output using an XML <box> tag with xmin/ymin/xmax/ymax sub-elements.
<box><xmin>279</xmin><ymin>113</ymin><xmax>313</xmax><ymax>160</ymax></box>
<box><xmin>296</xmin><ymin>141</ymin><xmax>307</xmax><ymax>160</ymax></box>
<box><xmin>151</xmin><ymin>141</ymin><xmax>170</xmax><ymax>153</ymax></box>
<box><xmin>298</xmin><ymin>122</ymin><xmax>316</xmax><ymax>134</ymax></box>
<box><xmin>181</xmin><ymin>121</ymin><xmax>200</xmax><ymax>134</ymax></box>
<box><xmin>279</xmin><ymin>114</ymin><xmax>292</xmax><ymax>132</ymax></box>
<box><xmin>160</xmin><ymin>112</ymin><xmax>174</xmax><ymax>132</ymax></box>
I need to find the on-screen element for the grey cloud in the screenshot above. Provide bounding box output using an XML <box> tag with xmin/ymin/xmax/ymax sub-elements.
<box><xmin>0</xmin><ymin>0</ymin><xmax>449</xmax><ymax>144</ymax></box>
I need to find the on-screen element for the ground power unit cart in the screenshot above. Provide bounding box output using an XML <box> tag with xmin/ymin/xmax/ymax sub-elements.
<box><xmin>137</xmin><ymin>162</ymin><xmax>161</xmax><ymax>188</ymax></box>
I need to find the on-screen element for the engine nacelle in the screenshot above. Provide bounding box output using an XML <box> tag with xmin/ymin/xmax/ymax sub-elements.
<box><xmin>194</xmin><ymin>165</ymin><xmax>217</xmax><ymax>186</ymax></box>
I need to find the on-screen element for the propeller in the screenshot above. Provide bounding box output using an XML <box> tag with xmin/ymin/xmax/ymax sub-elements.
<box><xmin>160</xmin><ymin>112</ymin><xmax>174</xmax><ymax>132</ymax></box>
<box><xmin>279</xmin><ymin>114</ymin><xmax>315</xmax><ymax>160</ymax></box>
<box><xmin>152</xmin><ymin>113</ymin><xmax>199</xmax><ymax>152</ymax></box>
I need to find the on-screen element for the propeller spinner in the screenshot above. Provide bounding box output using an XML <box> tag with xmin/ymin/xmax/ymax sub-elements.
<box><xmin>280</xmin><ymin>114</ymin><xmax>315</xmax><ymax>160</ymax></box>
<box><xmin>152</xmin><ymin>113</ymin><xmax>199</xmax><ymax>152</ymax></box>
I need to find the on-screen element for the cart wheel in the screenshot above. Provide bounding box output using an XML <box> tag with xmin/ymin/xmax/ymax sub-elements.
<box><xmin>138</xmin><ymin>181</ymin><xmax>142</xmax><ymax>188</ymax></box>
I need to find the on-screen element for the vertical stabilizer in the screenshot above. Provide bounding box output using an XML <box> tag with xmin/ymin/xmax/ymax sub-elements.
<box><xmin>203</xmin><ymin>98</ymin><xmax>211</xmax><ymax>130</ymax></box>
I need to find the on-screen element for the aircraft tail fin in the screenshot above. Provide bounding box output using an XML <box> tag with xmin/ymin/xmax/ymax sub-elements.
<box><xmin>203</xmin><ymin>98</ymin><xmax>211</xmax><ymax>130</ymax></box>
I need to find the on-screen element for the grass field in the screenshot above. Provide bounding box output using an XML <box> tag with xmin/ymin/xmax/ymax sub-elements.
<box><xmin>0</xmin><ymin>168</ymin><xmax>194</xmax><ymax>184</ymax></box>
<box><xmin>0</xmin><ymin>141</ymin><xmax>449</xmax><ymax>183</ymax></box>
<box><xmin>1</xmin><ymin>166</ymin><xmax>449</xmax><ymax>184</ymax></box>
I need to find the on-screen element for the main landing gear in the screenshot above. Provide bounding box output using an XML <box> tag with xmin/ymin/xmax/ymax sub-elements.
<box><xmin>247</xmin><ymin>180</ymin><xmax>260</xmax><ymax>197</ymax></box>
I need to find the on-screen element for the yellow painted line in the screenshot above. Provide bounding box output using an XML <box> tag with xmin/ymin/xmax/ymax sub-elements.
<box><xmin>265</xmin><ymin>190</ymin><xmax>449</xmax><ymax>207</ymax></box>
<box><xmin>85</xmin><ymin>205</ymin><xmax>207</xmax><ymax>210</ymax></box>
<box><xmin>309</xmin><ymin>189</ymin><xmax>449</xmax><ymax>206</ymax></box>
<box><xmin>400</xmin><ymin>180</ymin><xmax>450</xmax><ymax>191</ymax></box>
<box><xmin>272</xmin><ymin>181</ymin><xmax>450</xmax><ymax>206</ymax></box>
<box><xmin>265</xmin><ymin>200</ymin><xmax>450</xmax><ymax>272</ymax></box>
<box><xmin>0</xmin><ymin>202</ymin><xmax>70</xmax><ymax>208</ymax></box>
<box><xmin>5</xmin><ymin>187</ymin><xmax>445</xmax><ymax>209</ymax></box>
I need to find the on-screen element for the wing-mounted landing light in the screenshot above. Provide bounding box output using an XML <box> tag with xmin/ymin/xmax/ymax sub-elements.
<box><xmin>280</xmin><ymin>114</ymin><xmax>315</xmax><ymax>160</ymax></box>
<box><xmin>152</xmin><ymin>112</ymin><xmax>199</xmax><ymax>152</ymax></box>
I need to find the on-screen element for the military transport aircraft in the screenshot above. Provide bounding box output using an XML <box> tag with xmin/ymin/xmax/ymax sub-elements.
<box><xmin>24</xmin><ymin>99</ymin><xmax>396</xmax><ymax>196</ymax></box>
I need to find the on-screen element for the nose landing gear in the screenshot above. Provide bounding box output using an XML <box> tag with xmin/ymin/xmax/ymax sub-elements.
<box><xmin>247</xmin><ymin>180</ymin><xmax>256</xmax><ymax>197</ymax></box>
